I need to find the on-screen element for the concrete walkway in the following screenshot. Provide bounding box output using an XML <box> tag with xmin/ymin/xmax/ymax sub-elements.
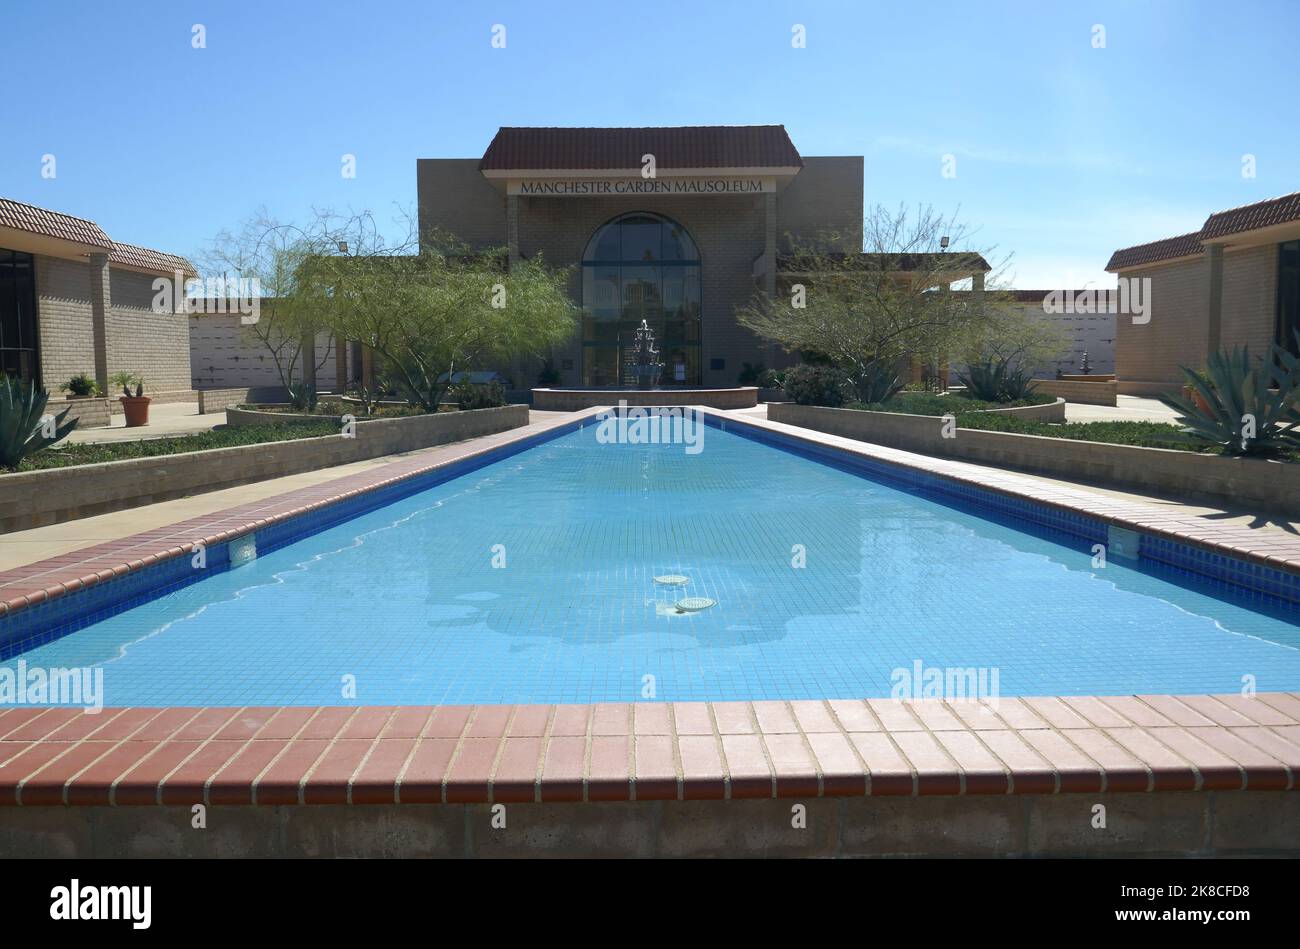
<box><xmin>1063</xmin><ymin>395</ymin><xmax>1181</xmax><ymax>424</ymax></box>
<box><xmin>64</xmin><ymin>401</ymin><xmax>225</xmax><ymax>444</ymax></box>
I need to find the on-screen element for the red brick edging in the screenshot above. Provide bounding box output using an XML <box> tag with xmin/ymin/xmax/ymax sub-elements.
<box><xmin>1</xmin><ymin>694</ymin><xmax>1297</xmax><ymax>807</ymax></box>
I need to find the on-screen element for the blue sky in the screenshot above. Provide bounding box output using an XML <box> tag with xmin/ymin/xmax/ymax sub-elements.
<box><xmin>3</xmin><ymin>0</ymin><xmax>1296</xmax><ymax>287</ymax></box>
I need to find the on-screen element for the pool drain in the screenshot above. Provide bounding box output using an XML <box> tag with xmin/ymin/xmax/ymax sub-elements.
<box><xmin>674</xmin><ymin>597</ymin><xmax>717</xmax><ymax>613</ymax></box>
<box><xmin>654</xmin><ymin>574</ymin><xmax>690</xmax><ymax>586</ymax></box>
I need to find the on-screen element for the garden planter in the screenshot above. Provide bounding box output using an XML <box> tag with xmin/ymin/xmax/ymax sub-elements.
<box><xmin>120</xmin><ymin>395</ymin><xmax>152</xmax><ymax>427</ymax></box>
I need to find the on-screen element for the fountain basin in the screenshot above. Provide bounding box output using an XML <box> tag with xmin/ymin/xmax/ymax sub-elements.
<box><xmin>531</xmin><ymin>387</ymin><xmax>759</xmax><ymax>411</ymax></box>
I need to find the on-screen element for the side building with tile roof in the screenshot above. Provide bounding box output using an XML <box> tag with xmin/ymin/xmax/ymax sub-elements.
<box><xmin>0</xmin><ymin>198</ymin><xmax>197</xmax><ymax>404</ymax></box>
<box><xmin>1106</xmin><ymin>192</ymin><xmax>1300</xmax><ymax>395</ymax></box>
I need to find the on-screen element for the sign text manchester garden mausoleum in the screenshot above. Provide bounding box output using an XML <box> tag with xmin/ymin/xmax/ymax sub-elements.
<box><xmin>512</xmin><ymin>177</ymin><xmax>771</xmax><ymax>196</ymax></box>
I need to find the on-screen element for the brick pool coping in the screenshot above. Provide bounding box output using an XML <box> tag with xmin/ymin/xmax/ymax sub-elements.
<box><xmin>1</xmin><ymin>407</ymin><xmax>1299</xmax><ymax>811</ymax></box>
<box><xmin>0</xmin><ymin>694</ymin><xmax>1298</xmax><ymax>806</ymax></box>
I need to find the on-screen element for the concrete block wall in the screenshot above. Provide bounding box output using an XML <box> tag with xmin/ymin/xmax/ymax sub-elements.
<box><xmin>107</xmin><ymin>268</ymin><xmax>192</xmax><ymax>391</ymax></box>
<box><xmin>33</xmin><ymin>255</ymin><xmax>97</xmax><ymax>392</ymax></box>
<box><xmin>1116</xmin><ymin>255</ymin><xmax>1209</xmax><ymax>391</ymax></box>
<box><xmin>775</xmin><ymin>156</ymin><xmax>864</xmax><ymax>251</ymax></box>
<box><xmin>417</xmin><ymin>158</ymin><xmax>508</xmax><ymax>250</ymax></box>
<box><xmin>189</xmin><ymin>312</ymin><xmax>337</xmax><ymax>391</ymax></box>
<box><xmin>1220</xmin><ymin>244</ymin><xmax>1279</xmax><ymax>355</ymax></box>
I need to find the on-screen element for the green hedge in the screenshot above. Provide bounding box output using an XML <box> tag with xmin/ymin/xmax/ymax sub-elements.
<box><xmin>16</xmin><ymin>423</ymin><xmax>342</xmax><ymax>472</ymax></box>
<box><xmin>850</xmin><ymin>392</ymin><xmax>1056</xmax><ymax>415</ymax></box>
<box><xmin>950</xmin><ymin>413</ymin><xmax>1225</xmax><ymax>453</ymax></box>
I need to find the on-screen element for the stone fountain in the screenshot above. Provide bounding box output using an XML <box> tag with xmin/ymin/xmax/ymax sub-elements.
<box><xmin>629</xmin><ymin>319</ymin><xmax>664</xmax><ymax>390</ymax></box>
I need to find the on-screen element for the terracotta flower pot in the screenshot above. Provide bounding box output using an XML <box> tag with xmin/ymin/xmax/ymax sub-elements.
<box><xmin>120</xmin><ymin>395</ymin><xmax>152</xmax><ymax>427</ymax></box>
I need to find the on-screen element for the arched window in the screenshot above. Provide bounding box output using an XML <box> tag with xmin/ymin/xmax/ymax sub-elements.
<box><xmin>581</xmin><ymin>213</ymin><xmax>701</xmax><ymax>386</ymax></box>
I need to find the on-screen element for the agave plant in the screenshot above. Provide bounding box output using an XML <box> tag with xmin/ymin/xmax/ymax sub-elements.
<box><xmin>1157</xmin><ymin>336</ymin><xmax>1300</xmax><ymax>457</ymax></box>
<box><xmin>849</xmin><ymin>359</ymin><xmax>906</xmax><ymax>404</ymax></box>
<box><xmin>287</xmin><ymin>381</ymin><xmax>318</xmax><ymax>412</ymax></box>
<box><xmin>956</xmin><ymin>357</ymin><xmax>1034</xmax><ymax>402</ymax></box>
<box><xmin>1</xmin><ymin>375</ymin><xmax>78</xmax><ymax>471</ymax></box>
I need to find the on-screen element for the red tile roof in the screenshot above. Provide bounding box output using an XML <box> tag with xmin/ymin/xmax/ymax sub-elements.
<box><xmin>109</xmin><ymin>241</ymin><xmax>197</xmax><ymax>277</ymax></box>
<box><xmin>480</xmin><ymin>126</ymin><xmax>803</xmax><ymax>172</ymax></box>
<box><xmin>1201</xmin><ymin>190</ymin><xmax>1300</xmax><ymax>240</ymax></box>
<box><xmin>1107</xmin><ymin>191</ymin><xmax>1300</xmax><ymax>271</ymax></box>
<box><xmin>0</xmin><ymin>197</ymin><xmax>112</xmax><ymax>249</ymax></box>
<box><xmin>1105</xmin><ymin>232</ymin><xmax>1204</xmax><ymax>271</ymax></box>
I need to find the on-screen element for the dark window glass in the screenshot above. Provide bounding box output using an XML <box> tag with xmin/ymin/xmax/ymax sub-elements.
<box><xmin>0</xmin><ymin>249</ymin><xmax>38</xmax><ymax>382</ymax></box>
<box><xmin>580</xmin><ymin>213</ymin><xmax>701</xmax><ymax>386</ymax></box>
<box><xmin>1278</xmin><ymin>241</ymin><xmax>1300</xmax><ymax>356</ymax></box>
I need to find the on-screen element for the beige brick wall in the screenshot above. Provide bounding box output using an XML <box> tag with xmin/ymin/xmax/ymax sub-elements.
<box><xmin>1220</xmin><ymin>243</ymin><xmax>1277</xmax><ymax>355</ymax></box>
<box><xmin>107</xmin><ymin>267</ymin><xmax>191</xmax><ymax>391</ymax></box>
<box><xmin>516</xmin><ymin>194</ymin><xmax>766</xmax><ymax>387</ymax></box>
<box><xmin>776</xmin><ymin>156</ymin><xmax>864</xmax><ymax>250</ymax></box>
<box><xmin>34</xmin><ymin>254</ymin><xmax>97</xmax><ymax>391</ymax></box>
<box><xmin>417</xmin><ymin>159</ymin><xmax>507</xmax><ymax>250</ymax></box>
<box><xmin>1115</xmin><ymin>255</ymin><xmax>1209</xmax><ymax>387</ymax></box>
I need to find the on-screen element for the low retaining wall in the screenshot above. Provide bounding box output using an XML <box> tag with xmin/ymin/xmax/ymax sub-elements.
<box><xmin>0</xmin><ymin>405</ymin><xmax>529</xmax><ymax>533</ymax></box>
<box><xmin>197</xmin><ymin>386</ymin><xmax>290</xmax><ymax>414</ymax></box>
<box><xmin>1118</xmin><ymin>379</ymin><xmax>1182</xmax><ymax>397</ymax></box>
<box><xmin>46</xmin><ymin>397</ymin><xmax>111</xmax><ymax>429</ymax></box>
<box><xmin>1030</xmin><ymin>379</ymin><xmax>1118</xmax><ymax>406</ymax></box>
<box><xmin>767</xmin><ymin>402</ymin><xmax>1299</xmax><ymax>518</ymax></box>
<box><xmin>532</xmin><ymin>387</ymin><xmax>758</xmax><ymax>411</ymax></box>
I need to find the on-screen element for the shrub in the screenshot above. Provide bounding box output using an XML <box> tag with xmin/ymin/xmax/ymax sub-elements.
<box><xmin>847</xmin><ymin>359</ymin><xmax>905</xmax><ymax>404</ymax></box>
<box><xmin>1158</xmin><ymin>337</ymin><xmax>1300</xmax><ymax>457</ymax></box>
<box><xmin>956</xmin><ymin>358</ymin><xmax>1034</xmax><ymax>402</ymax></box>
<box><xmin>782</xmin><ymin>364</ymin><xmax>849</xmax><ymax>407</ymax></box>
<box><xmin>454</xmin><ymin>380</ymin><xmax>506</xmax><ymax>410</ymax></box>
<box><xmin>756</xmin><ymin>368</ymin><xmax>784</xmax><ymax>389</ymax></box>
<box><xmin>537</xmin><ymin>359</ymin><xmax>561</xmax><ymax>386</ymax></box>
<box><xmin>1</xmin><ymin>376</ymin><xmax>78</xmax><ymax>470</ymax></box>
<box><xmin>287</xmin><ymin>381</ymin><xmax>318</xmax><ymax>412</ymax></box>
<box><xmin>738</xmin><ymin>362</ymin><xmax>766</xmax><ymax>386</ymax></box>
<box><xmin>60</xmin><ymin>373</ymin><xmax>100</xmax><ymax>397</ymax></box>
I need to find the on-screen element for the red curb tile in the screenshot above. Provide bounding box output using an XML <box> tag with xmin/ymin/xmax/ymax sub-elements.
<box><xmin>632</xmin><ymin>703</ymin><xmax>671</xmax><ymax>736</ymax></box>
<box><xmin>159</xmin><ymin>740</ymin><xmax>247</xmax><ymax>805</ymax></box>
<box><xmin>1017</xmin><ymin>728</ymin><xmax>1104</xmax><ymax>793</ymax></box>
<box><xmin>213</xmin><ymin>707</ymin><xmax>281</xmax><ymax>741</ymax></box>
<box><xmin>66</xmin><ymin>741</ymin><xmax>160</xmax><ymax>805</ymax></box>
<box><xmin>1187</xmin><ymin>726</ymin><xmax>1290</xmax><ymax>790</ymax></box>
<box><xmin>892</xmin><ymin>731</ymin><xmax>962</xmax><ymax>795</ymax></box>
<box><xmin>806</xmin><ymin>731</ymin><xmax>867</xmax><ymax>796</ymax></box>
<box><xmin>946</xmin><ymin>700</ymin><xmax>1007</xmax><ymax>731</ymax></box>
<box><xmin>1208</xmin><ymin>694</ymin><xmax>1296</xmax><ymax>727</ymax></box>
<box><xmin>591</xmin><ymin>703</ymin><xmax>631</xmax><ymax>737</ymax></box>
<box><xmin>1134</xmin><ymin>694</ymin><xmax>1217</xmax><ymax>727</ymax></box>
<box><xmin>207</xmin><ymin>740</ymin><xmax>288</xmax><ymax>805</ymax></box>
<box><xmin>978</xmin><ymin>730</ymin><xmax>1056</xmax><ymax>794</ymax></box>
<box><xmin>339</xmin><ymin>707</ymin><xmax>396</xmax><ymax>740</ymax></box>
<box><xmin>549</xmin><ymin>704</ymin><xmax>590</xmax><ymax>737</ymax></box>
<box><xmin>764</xmin><ymin>733</ymin><xmax>821</xmax><ymax>797</ymax></box>
<box><xmin>4</xmin><ymin>708</ymin><xmax>83</xmax><ymax>742</ymax></box>
<box><xmin>380</xmin><ymin>707</ymin><xmax>433</xmax><ymax>739</ymax></box>
<box><xmin>827</xmin><ymin>699</ymin><xmax>878</xmax><ymax>732</ymax></box>
<box><xmin>0</xmin><ymin>741</ymin><xmax>33</xmax><ymax>769</ymax></box>
<box><xmin>113</xmin><ymin>741</ymin><xmax>203</xmax><ymax>805</ymax></box>
<box><xmin>20</xmin><ymin>742</ymin><xmax>117</xmax><ymax>805</ymax></box>
<box><xmin>170</xmin><ymin>708</ymin><xmax>241</xmax><ymax>742</ymax></box>
<box><xmin>849</xmin><ymin>733</ymin><xmax>914</xmax><ymax>796</ymax></box>
<box><xmin>933</xmin><ymin>730</ymin><xmax>1009</xmax><ymax>794</ymax></box>
<box><xmin>752</xmin><ymin>701</ymin><xmax>798</xmax><ymax>734</ymax></box>
<box><xmin>672</xmin><ymin>702</ymin><xmax>713</xmax><ymax>736</ymax></box>
<box><xmin>303</xmin><ymin>739</ymin><xmax>375</xmax><ymax>804</ymax></box>
<box><xmin>907</xmin><ymin>700</ymin><xmax>965</xmax><ymax>732</ymax></box>
<box><xmin>866</xmin><ymin>699</ymin><xmax>923</xmax><ymax>732</ymax></box>
<box><xmin>1258</xmin><ymin>693</ymin><xmax>1300</xmax><ymax>722</ymax></box>
<box><xmin>677</xmin><ymin>735</ymin><xmax>726</xmax><ymax>800</ymax></box>
<box><xmin>1145</xmin><ymin>728</ymin><xmax>1243</xmax><ymax>790</ymax></box>
<box><xmin>250</xmin><ymin>739</ymin><xmax>329</xmax><ymax>806</ymax></box>
<box><xmin>1021</xmin><ymin>697</ymin><xmax>1091</xmax><ymax>729</ymax></box>
<box><xmin>721</xmin><ymin>734</ymin><xmax>772</xmax><ymax>798</ymax></box>
<box><xmin>508</xmin><ymin>705</ymin><xmax>551</xmax><ymax>738</ymax></box>
<box><xmin>491</xmin><ymin>737</ymin><xmax>543</xmax><ymax>803</ymax></box>
<box><xmin>0</xmin><ymin>743</ymin><xmax>68</xmax><ymax>803</ymax></box>
<box><xmin>422</xmin><ymin>705</ymin><xmax>473</xmax><ymax>739</ymax></box>
<box><xmin>126</xmin><ymin>707</ymin><xmax>199</xmax><ymax>743</ymax></box>
<box><xmin>398</xmin><ymin>739</ymin><xmax>457</xmax><ymax>804</ymax></box>
<box><xmin>633</xmin><ymin>735</ymin><xmax>678</xmax><ymax>800</ymax></box>
<box><xmin>350</xmin><ymin>738</ymin><xmax>416</xmax><ymax>804</ymax></box>
<box><xmin>0</xmin><ymin>707</ymin><xmax>53</xmax><ymax>738</ymax></box>
<box><xmin>45</xmin><ymin>709</ymin><xmax>130</xmax><ymax>742</ymax></box>
<box><xmin>1175</xmin><ymin>694</ymin><xmax>1257</xmax><ymax>727</ymax></box>
<box><xmin>254</xmin><ymin>707</ymin><xmax>317</xmax><ymax>740</ymax></box>
<box><xmin>540</xmin><ymin>735</ymin><xmax>587</xmax><ymax>802</ymax></box>
<box><xmin>1098</xmin><ymin>696</ymin><xmax>1176</xmax><ymax>728</ymax></box>
<box><xmin>444</xmin><ymin>738</ymin><xmax>500</xmax><ymax>803</ymax></box>
<box><xmin>466</xmin><ymin>706</ymin><xmax>512</xmax><ymax>740</ymax></box>
<box><xmin>790</xmin><ymin>700</ymin><xmax>840</xmax><ymax>734</ymax></box>
<box><xmin>711</xmin><ymin>701</ymin><xmax>755</xmax><ymax>735</ymax></box>
<box><xmin>1104</xmin><ymin>727</ymin><xmax>1198</xmax><ymax>791</ymax></box>
<box><xmin>587</xmin><ymin>735</ymin><xmax>632</xmax><ymax>801</ymax></box>
<box><xmin>1061</xmin><ymin>696</ymin><xmax>1130</xmax><ymax>728</ymax></box>
<box><xmin>298</xmin><ymin>707</ymin><xmax>357</xmax><ymax>741</ymax></box>
<box><xmin>1062</xmin><ymin>729</ymin><xmax>1151</xmax><ymax>793</ymax></box>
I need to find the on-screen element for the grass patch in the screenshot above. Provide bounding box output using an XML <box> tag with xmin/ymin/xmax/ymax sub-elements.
<box><xmin>850</xmin><ymin>391</ymin><xmax>1056</xmax><ymax>415</ymax></box>
<box><xmin>951</xmin><ymin>412</ymin><xmax>1231</xmax><ymax>453</ymax></box>
<box><xmin>12</xmin><ymin>422</ymin><xmax>342</xmax><ymax>472</ymax></box>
